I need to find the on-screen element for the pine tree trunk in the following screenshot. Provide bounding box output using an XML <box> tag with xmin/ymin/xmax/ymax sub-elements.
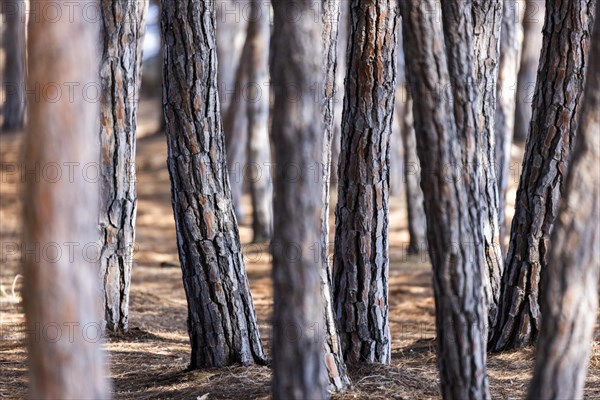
<box><xmin>160</xmin><ymin>0</ymin><xmax>266</xmax><ymax>368</ymax></box>
<box><xmin>319</xmin><ymin>0</ymin><xmax>351</xmax><ymax>391</ymax></box>
<box><xmin>22</xmin><ymin>7</ymin><xmax>109</xmax><ymax>398</ymax></box>
<box><xmin>270</xmin><ymin>1</ymin><xmax>328</xmax><ymax>398</ymax></box>
<box><xmin>99</xmin><ymin>0</ymin><xmax>147</xmax><ymax>333</ymax></box>
<box><xmin>400</xmin><ymin>1</ymin><xmax>490</xmax><ymax>398</ymax></box>
<box><xmin>528</xmin><ymin>10</ymin><xmax>600</xmax><ymax>398</ymax></box>
<box><xmin>333</xmin><ymin>0</ymin><xmax>398</xmax><ymax>365</ymax></box>
<box><xmin>491</xmin><ymin>0</ymin><xmax>596</xmax><ymax>352</ymax></box>
<box><xmin>495</xmin><ymin>1</ymin><xmax>522</xmax><ymax>251</ymax></box>
<box><xmin>400</xmin><ymin>94</ymin><xmax>426</xmax><ymax>255</ymax></box>
<box><xmin>514</xmin><ymin>0</ymin><xmax>545</xmax><ymax>143</ymax></box>
<box><xmin>1</xmin><ymin>0</ymin><xmax>26</xmax><ymax>132</ymax></box>
<box><xmin>245</xmin><ymin>0</ymin><xmax>272</xmax><ymax>242</ymax></box>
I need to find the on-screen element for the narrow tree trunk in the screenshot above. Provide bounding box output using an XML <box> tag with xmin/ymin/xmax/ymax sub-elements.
<box><xmin>514</xmin><ymin>0</ymin><xmax>545</xmax><ymax>143</ymax></box>
<box><xmin>160</xmin><ymin>0</ymin><xmax>265</xmax><ymax>368</ymax></box>
<box><xmin>400</xmin><ymin>94</ymin><xmax>426</xmax><ymax>255</ymax></box>
<box><xmin>333</xmin><ymin>0</ymin><xmax>398</xmax><ymax>365</ymax></box>
<box><xmin>99</xmin><ymin>0</ymin><xmax>147</xmax><ymax>333</ymax></box>
<box><xmin>319</xmin><ymin>0</ymin><xmax>351</xmax><ymax>391</ymax></box>
<box><xmin>270</xmin><ymin>1</ymin><xmax>328</xmax><ymax>398</ymax></box>
<box><xmin>495</xmin><ymin>1</ymin><xmax>522</xmax><ymax>251</ymax></box>
<box><xmin>528</xmin><ymin>9</ymin><xmax>600</xmax><ymax>398</ymax></box>
<box><xmin>400</xmin><ymin>1</ymin><xmax>490</xmax><ymax>398</ymax></box>
<box><xmin>22</xmin><ymin>6</ymin><xmax>109</xmax><ymax>398</ymax></box>
<box><xmin>2</xmin><ymin>0</ymin><xmax>26</xmax><ymax>132</ymax></box>
<box><xmin>245</xmin><ymin>0</ymin><xmax>272</xmax><ymax>242</ymax></box>
<box><xmin>491</xmin><ymin>0</ymin><xmax>596</xmax><ymax>352</ymax></box>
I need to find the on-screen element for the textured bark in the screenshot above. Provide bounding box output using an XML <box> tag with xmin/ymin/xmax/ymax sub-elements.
<box><xmin>495</xmin><ymin>1</ymin><xmax>522</xmax><ymax>250</ymax></box>
<box><xmin>270</xmin><ymin>1</ymin><xmax>328</xmax><ymax>398</ymax></box>
<box><xmin>99</xmin><ymin>0</ymin><xmax>147</xmax><ymax>333</ymax></box>
<box><xmin>400</xmin><ymin>94</ymin><xmax>426</xmax><ymax>255</ymax></box>
<box><xmin>245</xmin><ymin>0</ymin><xmax>273</xmax><ymax>242</ymax></box>
<box><xmin>528</xmin><ymin>9</ymin><xmax>600</xmax><ymax>398</ymax></box>
<box><xmin>160</xmin><ymin>0</ymin><xmax>266</xmax><ymax>368</ymax></box>
<box><xmin>514</xmin><ymin>0</ymin><xmax>545</xmax><ymax>143</ymax></box>
<box><xmin>1</xmin><ymin>0</ymin><xmax>26</xmax><ymax>132</ymax></box>
<box><xmin>400</xmin><ymin>1</ymin><xmax>490</xmax><ymax>398</ymax></box>
<box><xmin>22</xmin><ymin>7</ymin><xmax>109</xmax><ymax>398</ymax></box>
<box><xmin>491</xmin><ymin>0</ymin><xmax>596</xmax><ymax>351</ymax></box>
<box><xmin>319</xmin><ymin>0</ymin><xmax>351</xmax><ymax>391</ymax></box>
<box><xmin>333</xmin><ymin>0</ymin><xmax>398</xmax><ymax>365</ymax></box>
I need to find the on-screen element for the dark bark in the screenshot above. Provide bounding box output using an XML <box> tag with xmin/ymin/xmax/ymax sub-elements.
<box><xmin>99</xmin><ymin>0</ymin><xmax>147</xmax><ymax>333</ymax></box>
<box><xmin>1</xmin><ymin>0</ymin><xmax>26</xmax><ymax>132</ymax></box>
<box><xmin>319</xmin><ymin>0</ymin><xmax>351</xmax><ymax>391</ymax></box>
<box><xmin>333</xmin><ymin>0</ymin><xmax>398</xmax><ymax>365</ymax></box>
<box><xmin>245</xmin><ymin>0</ymin><xmax>273</xmax><ymax>242</ymax></box>
<box><xmin>160</xmin><ymin>0</ymin><xmax>266</xmax><ymax>368</ymax></box>
<box><xmin>491</xmin><ymin>0</ymin><xmax>596</xmax><ymax>351</ymax></box>
<box><xmin>270</xmin><ymin>1</ymin><xmax>328</xmax><ymax>398</ymax></box>
<box><xmin>528</xmin><ymin>8</ymin><xmax>600</xmax><ymax>398</ymax></box>
<box><xmin>495</xmin><ymin>1</ymin><xmax>522</xmax><ymax>251</ymax></box>
<box><xmin>400</xmin><ymin>1</ymin><xmax>490</xmax><ymax>398</ymax></box>
<box><xmin>22</xmin><ymin>7</ymin><xmax>109</xmax><ymax>398</ymax></box>
<box><xmin>514</xmin><ymin>0</ymin><xmax>545</xmax><ymax>143</ymax></box>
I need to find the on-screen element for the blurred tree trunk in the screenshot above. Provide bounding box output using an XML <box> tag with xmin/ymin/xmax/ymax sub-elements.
<box><xmin>514</xmin><ymin>0</ymin><xmax>545</xmax><ymax>143</ymax></box>
<box><xmin>160</xmin><ymin>0</ymin><xmax>266</xmax><ymax>368</ymax></box>
<box><xmin>528</xmin><ymin>10</ymin><xmax>600</xmax><ymax>398</ymax></box>
<box><xmin>400</xmin><ymin>1</ymin><xmax>490</xmax><ymax>398</ymax></box>
<box><xmin>333</xmin><ymin>0</ymin><xmax>398</xmax><ymax>365</ymax></box>
<box><xmin>98</xmin><ymin>0</ymin><xmax>147</xmax><ymax>333</ymax></box>
<box><xmin>400</xmin><ymin>93</ymin><xmax>426</xmax><ymax>255</ymax></box>
<box><xmin>270</xmin><ymin>1</ymin><xmax>328</xmax><ymax>398</ymax></box>
<box><xmin>319</xmin><ymin>0</ymin><xmax>351</xmax><ymax>392</ymax></box>
<box><xmin>490</xmin><ymin>0</ymin><xmax>596</xmax><ymax>352</ymax></box>
<box><xmin>2</xmin><ymin>0</ymin><xmax>26</xmax><ymax>132</ymax></box>
<box><xmin>245</xmin><ymin>0</ymin><xmax>272</xmax><ymax>242</ymax></box>
<box><xmin>495</xmin><ymin>1</ymin><xmax>522</xmax><ymax>252</ymax></box>
<box><xmin>22</xmin><ymin>6</ymin><xmax>109</xmax><ymax>398</ymax></box>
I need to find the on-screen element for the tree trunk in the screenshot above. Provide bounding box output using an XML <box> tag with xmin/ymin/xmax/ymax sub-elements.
<box><xmin>160</xmin><ymin>0</ymin><xmax>266</xmax><ymax>368</ymax></box>
<box><xmin>245</xmin><ymin>0</ymin><xmax>272</xmax><ymax>242</ymax></box>
<box><xmin>319</xmin><ymin>0</ymin><xmax>351</xmax><ymax>391</ymax></box>
<box><xmin>528</xmin><ymin>8</ymin><xmax>600</xmax><ymax>398</ymax></box>
<box><xmin>514</xmin><ymin>0</ymin><xmax>545</xmax><ymax>144</ymax></box>
<box><xmin>22</xmin><ymin>6</ymin><xmax>109</xmax><ymax>398</ymax></box>
<box><xmin>2</xmin><ymin>0</ymin><xmax>26</xmax><ymax>132</ymax></box>
<box><xmin>400</xmin><ymin>93</ymin><xmax>426</xmax><ymax>255</ymax></box>
<box><xmin>270</xmin><ymin>1</ymin><xmax>328</xmax><ymax>398</ymax></box>
<box><xmin>332</xmin><ymin>0</ymin><xmax>398</xmax><ymax>365</ymax></box>
<box><xmin>98</xmin><ymin>0</ymin><xmax>147</xmax><ymax>333</ymax></box>
<box><xmin>490</xmin><ymin>0</ymin><xmax>596</xmax><ymax>352</ymax></box>
<box><xmin>495</xmin><ymin>1</ymin><xmax>522</xmax><ymax>252</ymax></box>
<box><xmin>400</xmin><ymin>1</ymin><xmax>490</xmax><ymax>398</ymax></box>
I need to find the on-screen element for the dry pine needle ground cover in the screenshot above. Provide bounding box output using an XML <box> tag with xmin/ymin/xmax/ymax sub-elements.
<box><xmin>1</xmin><ymin>100</ymin><xmax>599</xmax><ymax>399</ymax></box>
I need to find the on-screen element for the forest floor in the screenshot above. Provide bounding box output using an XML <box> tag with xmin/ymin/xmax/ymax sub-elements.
<box><xmin>1</xmin><ymin>99</ymin><xmax>599</xmax><ymax>399</ymax></box>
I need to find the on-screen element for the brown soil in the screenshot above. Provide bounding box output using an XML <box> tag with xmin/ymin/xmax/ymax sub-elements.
<box><xmin>1</xmin><ymin>99</ymin><xmax>598</xmax><ymax>399</ymax></box>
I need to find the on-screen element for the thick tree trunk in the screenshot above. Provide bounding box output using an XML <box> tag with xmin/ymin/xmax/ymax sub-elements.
<box><xmin>22</xmin><ymin>6</ymin><xmax>109</xmax><ymax>398</ymax></box>
<box><xmin>99</xmin><ymin>0</ymin><xmax>147</xmax><ymax>333</ymax></box>
<box><xmin>160</xmin><ymin>0</ymin><xmax>266</xmax><ymax>368</ymax></box>
<box><xmin>400</xmin><ymin>1</ymin><xmax>490</xmax><ymax>398</ymax></box>
<box><xmin>495</xmin><ymin>1</ymin><xmax>522</xmax><ymax>251</ymax></box>
<box><xmin>514</xmin><ymin>0</ymin><xmax>545</xmax><ymax>143</ymax></box>
<box><xmin>332</xmin><ymin>0</ymin><xmax>398</xmax><ymax>365</ymax></box>
<box><xmin>270</xmin><ymin>1</ymin><xmax>328</xmax><ymax>398</ymax></box>
<box><xmin>400</xmin><ymin>94</ymin><xmax>426</xmax><ymax>255</ymax></box>
<box><xmin>528</xmin><ymin>9</ymin><xmax>600</xmax><ymax>398</ymax></box>
<box><xmin>245</xmin><ymin>0</ymin><xmax>272</xmax><ymax>242</ymax></box>
<box><xmin>1</xmin><ymin>0</ymin><xmax>26</xmax><ymax>132</ymax></box>
<box><xmin>490</xmin><ymin>0</ymin><xmax>596</xmax><ymax>352</ymax></box>
<box><xmin>319</xmin><ymin>0</ymin><xmax>351</xmax><ymax>392</ymax></box>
